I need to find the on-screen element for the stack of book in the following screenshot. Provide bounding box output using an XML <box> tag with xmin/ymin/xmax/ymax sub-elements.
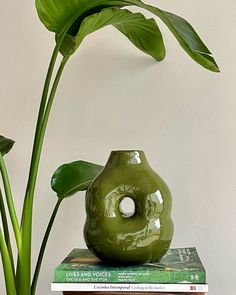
<box><xmin>51</xmin><ymin>247</ymin><xmax>208</xmax><ymax>295</ymax></box>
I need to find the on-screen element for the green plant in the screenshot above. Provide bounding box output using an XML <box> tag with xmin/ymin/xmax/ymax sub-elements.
<box><xmin>0</xmin><ymin>0</ymin><xmax>219</xmax><ymax>294</ymax></box>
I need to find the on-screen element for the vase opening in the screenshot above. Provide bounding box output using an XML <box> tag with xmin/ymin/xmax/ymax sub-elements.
<box><xmin>107</xmin><ymin>150</ymin><xmax>148</xmax><ymax>166</ymax></box>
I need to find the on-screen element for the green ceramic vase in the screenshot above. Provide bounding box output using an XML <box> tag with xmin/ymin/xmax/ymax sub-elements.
<box><xmin>84</xmin><ymin>150</ymin><xmax>174</xmax><ymax>263</ymax></box>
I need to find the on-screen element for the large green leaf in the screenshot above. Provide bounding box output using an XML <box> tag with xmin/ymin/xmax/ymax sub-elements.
<box><xmin>59</xmin><ymin>8</ymin><xmax>165</xmax><ymax>61</ymax></box>
<box><xmin>35</xmin><ymin>0</ymin><xmax>219</xmax><ymax>71</ymax></box>
<box><xmin>129</xmin><ymin>0</ymin><xmax>219</xmax><ymax>72</ymax></box>
<box><xmin>51</xmin><ymin>160</ymin><xmax>103</xmax><ymax>198</ymax></box>
<box><xmin>0</xmin><ymin>135</ymin><xmax>15</xmax><ymax>156</ymax></box>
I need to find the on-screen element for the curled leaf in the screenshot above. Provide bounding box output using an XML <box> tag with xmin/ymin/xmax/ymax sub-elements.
<box><xmin>59</xmin><ymin>8</ymin><xmax>166</xmax><ymax>61</ymax></box>
<box><xmin>0</xmin><ymin>135</ymin><xmax>15</xmax><ymax>156</ymax></box>
<box><xmin>51</xmin><ymin>160</ymin><xmax>103</xmax><ymax>198</ymax></box>
<box><xmin>130</xmin><ymin>0</ymin><xmax>219</xmax><ymax>72</ymax></box>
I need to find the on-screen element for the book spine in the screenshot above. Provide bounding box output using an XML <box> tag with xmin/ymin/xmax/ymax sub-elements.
<box><xmin>62</xmin><ymin>292</ymin><xmax>205</xmax><ymax>295</ymax></box>
<box><xmin>54</xmin><ymin>270</ymin><xmax>206</xmax><ymax>284</ymax></box>
<box><xmin>51</xmin><ymin>283</ymin><xmax>208</xmax><ymax>292</ymax></box>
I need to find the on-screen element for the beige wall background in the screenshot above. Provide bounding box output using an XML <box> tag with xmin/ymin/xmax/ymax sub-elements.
<box><xmin>0</xmin><ymin>0</ymin><xmax>235</xmax><ymax>294</ymax></box>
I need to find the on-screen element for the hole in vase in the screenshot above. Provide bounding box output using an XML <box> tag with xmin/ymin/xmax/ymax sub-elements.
<box><xmin>119</xmin><ymin>197</ymin><xmax>136</xmax><ymax>218</ymax></box>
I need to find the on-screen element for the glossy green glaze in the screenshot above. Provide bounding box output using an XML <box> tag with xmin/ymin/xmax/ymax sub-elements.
<box><xmin>84</xmin><ymin>150</ymin><xmax>174</xmax><ymax>263</ymax></box>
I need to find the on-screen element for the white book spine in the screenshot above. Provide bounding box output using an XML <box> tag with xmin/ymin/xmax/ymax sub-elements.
<box><xmin>51</xmin><ymin>283</ymin><xmax>208</xmax><ymax>292</ymax></box>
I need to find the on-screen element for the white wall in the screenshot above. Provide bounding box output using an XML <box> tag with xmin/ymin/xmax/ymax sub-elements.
<box><xmin>0</xmin><ymin>0</ymin><xmax>235</xmax><ymax>294</ymax></box>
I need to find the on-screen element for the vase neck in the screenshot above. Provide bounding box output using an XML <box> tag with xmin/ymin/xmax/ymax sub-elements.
<box><xmin>105</xmin><ymin>150</ymin><xmax>150</xmax><ymax>168</ymax></box>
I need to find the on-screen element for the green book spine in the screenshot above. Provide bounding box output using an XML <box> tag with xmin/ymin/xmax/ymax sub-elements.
<box><xmin>54</xmin><ymin>247</ymin><xmax>206</xmax><ymax>284</ymax></box>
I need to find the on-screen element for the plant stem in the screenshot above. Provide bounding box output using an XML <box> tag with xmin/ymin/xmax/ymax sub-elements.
<box><xmin>0</xmin><ymin>227</ymin><xmax>16</xmax><ymax>295</ymax></box>
<box><xmin>20</xmin><ymin>43</ymin><xmax>61</xmax><ymax>227</ymax></box>
<box><xmin>0</xmin><ymin>188</ymin><xmax>15</xmax><ymax>273</ymax></box>
<box><xmin>0</xmin><ymin>153</ymin><xmax>21</xmax><ymax>252</ymax></box>
<box><xmin>20</xmin><ymin>55</ymin><xmax>69</xmax><ymax>295</ymax></box>
<box><xmin>16</xmin><ymin>42</ymin><xmax>62</xmax><ymax>295</ymax></box>
<box><xmin>31</xmin><ymin>198</ymin><xmax>63</xmax><ymax>295</ymax></box>
<box><xmin>19</xmin><ymin>21</ymin><xmax>72</xmax><ymax>293</ymax></box>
